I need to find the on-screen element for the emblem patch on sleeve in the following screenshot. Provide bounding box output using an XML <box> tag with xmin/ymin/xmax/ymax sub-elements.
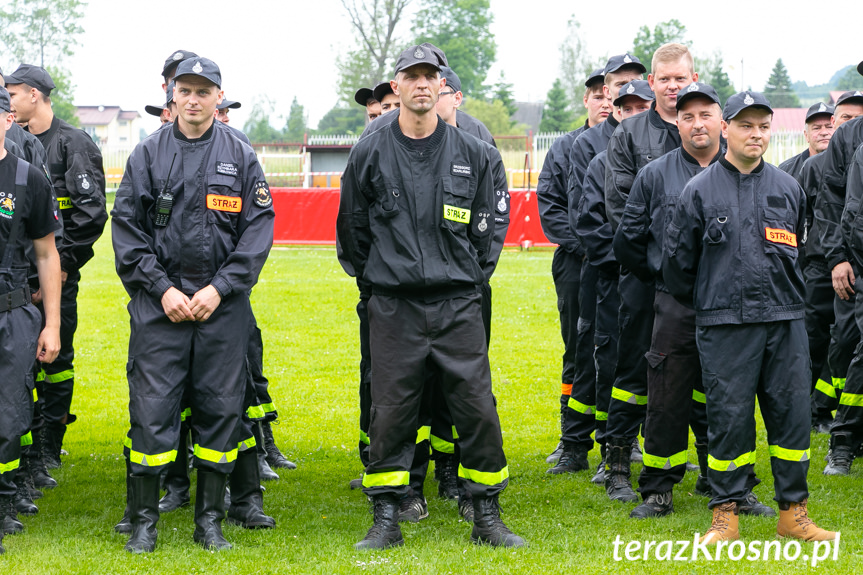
<box><xmin>495</xmin><ymin>190</ymin><xmax>510</xmax><ymax>214</ymax></box>
<box><xmin>765</xmin><ymin>227</ymin><xmax>796</xmax><ymax>247</ymax></box>
<box><xmin>0</xmin><ymin>193</ymin><xmax>15</xmax><ymax>219</ymax></box>
<box><xmin>76</xmin><ymin>173</ymin><xmax>92</xmax><ymax>193</ymax></box>
<box><xmin>254</xmin><ymin>181</ymin><xmax>273</xmax><ymax>208</ymax></box>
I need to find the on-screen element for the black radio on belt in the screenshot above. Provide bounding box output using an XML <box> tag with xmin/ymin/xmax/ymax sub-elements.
<box><xmin>154</xmin><ymin>154</ymin><xmax>177</xmax><ymax>227</ymax></box>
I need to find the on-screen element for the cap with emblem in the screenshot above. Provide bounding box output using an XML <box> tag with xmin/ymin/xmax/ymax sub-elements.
<box><xmin>173</xmin><ymin>57</ymin><xmax>221</xmax><ymax>88</ymax></box>
<box><xmin>440</xmin><ymin>66</ymin><xmax>462</xmax><ymax>94</ymax></box>
<box><xmin>0</xmin><ymin>86</ymin><xmax>10</xmax><ymax>113</ymax></box>
<box><xmin>218</xmin><ymin>99</ymin><xmax>241</xmax><ymax>111</ymax></box>
<box><xmin>613</xmin><ymin>79</ymin><xmax>654</xmax><ymax>106</ymax></box>
<box><xmin>354</xmin><ymin>87</ymin><xmax>375</xmax><ymax>107</ymax></box>
<box><xmin>805</xmin><ymin>101</ymin><xmax>834</xmax><ymax>124</ymax></box>
<box><xmin>3</xmin><ymin>64</ymin><xmax>55</xmax><ymax>96</ymax></box>
<box><xmin>145</xmin><ymin>81</ymin><xmax>176</xmax><ymax>117</ymax></box>
<box><xmin>604</xmin><ymin>53</ymin><xmax>646</xmax><ymax>75</ymax></box>
<box><xmin>675</xmin><ymin>82</ymin><xmax>721</xmax><ymax>110</ymax></box>
<box><xmin>162</xmin><ymin>49</ymin><xmax>199</xmax><ymax>79</ymax></box>
<box><xmin>585</xmin><ymin>68</ymin><xmax>605</xmax><ymax>88</ymax></box>
<box><xmin>835</xmin><ymin>90</ymin><xmax>863</xmax><ymax>107</ymax></box>
<box><xmin>372</xmin><ymin>81</ymin><xmax>394</xmax><ymax>104</ymax></box>
<box><xmin>722</xmin><ymin>91</ymin><xmax>773</xmax><ymax>121</ymax></box>
<box><xmin>393</xmin><ymin>42</ymin><xmax>448</xmax><ymax>75</ymax></box>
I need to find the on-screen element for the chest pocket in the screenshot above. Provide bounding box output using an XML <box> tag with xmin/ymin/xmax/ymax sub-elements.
<box><xmin>441</xmin><ymin>175</ymin><xmax>474</xmax><ymax>230</ymax></box>
<box><xmin>761</xmin><ymin>202</ymin><xmax>798</xmax><ymax>259</ymax></box>
<box><xmin>373</xmin><ymin>179</ymin><xmax>401</xmax><ymax>219</ymax></box>
<box><xmin>703</xmin><ymin>208</ymin><xmax>729</xmax><ymax>246</ymax></box>
<box><xmin>205</xmin><ymin>173</ymin><xmax>243</xmax><ymax>228</ymax></box>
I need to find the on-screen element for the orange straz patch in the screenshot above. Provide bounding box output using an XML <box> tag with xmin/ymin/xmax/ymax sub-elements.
<box><xmin>207</xmin><ymin>194</ymin><xmax>242</xmax><ymax>213</ymax></box>
<box><xmin>765</xmin><ymin>227</ymin><xmax>797</xmax><ymax>247</ymax></box>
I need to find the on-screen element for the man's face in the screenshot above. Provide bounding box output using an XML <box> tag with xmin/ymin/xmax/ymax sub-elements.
<box><xmin>434</xmin><ymin>83</ymin><xmax>462</xmax><ymax>124</ymax></box>
<box><xmin>174</xmin><ymin>78</ymin><xmax>223</xmax><ymax>128</ymax></box>
<box><xmin>366</xmin><ymin>101</ymin><xmax>381</xmax><ymax>122</ymax></box>
<box><xmin>649</xmin><ymin>58</ymin><xmax>695</xmax><ymax>117</ymax></box>
<box><xmin>603</xmin><ymin>70</ymin><xmax>643</xmax><ymax>102</ymax></box>
<box><xmin>393</xmin><ymin>64</ymin><xmax>443</xmax><ymax>114</ymax></box>
<box><xmin>380</xmin><ymin>93</ymin><xmax>400</xmax><ymax>114</ymax></box>
<box><xmin>722</xmin><ymin>108</ymin><xmax>772</xmax><ymax>163</ymax></box>
<box><xmin>584</xmin><ymin>86</ymin><xmax>610</xmax><ymax>125</ymax></box>
<box><xmin>833</xmin><ymin>103</ymin><xmax>863</xmax><ymax>128</ymax></box>
<box><xmin>677</xmin><ymin>98</ymin><xmax>722</xmax><ymax>154</ymax></box>
<box><xmin>6</xmin><ymin>83</ymin><xmax>37</xmax><ymax>123</ymax></box>
<box><xmin>617</xmin><ymin>96</ymin><xmax>652</xmax><ymax>120</ymax></box>
<box><xmin>216</xmin><ymin>108</ymin><xmax>230</xmax><ymax>124</ymax></box>
<box><xmin>804</xmin><ymin>116</ymin><xmax>834</xmax><ymax>154</ymax></box>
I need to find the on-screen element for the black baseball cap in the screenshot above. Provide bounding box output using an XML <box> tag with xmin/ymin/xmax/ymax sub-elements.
<box><xmin>372</xmin><ymin>81</ymin><xmax>394</xmax><ymax>103</ymax></box>
<box><xmin>835</xmin><ymin>90</ymin><xmax>863</xmax><ymax>107</ymax></box>
<box><xmin>675</xmin><ymin>82</ymin><xmax>721</xmax><ymax>110</ymax></box>
<box><xmin>613</xmin><ymin>80</ymin><xmax>654</xmax><ymax>106</ymax></box>
<box><xmin>4</xmin><ymin>64</ymin><xmax>55</xmax><ymax>96</ymax></box>
<box><xmin>174</xmin><ymin>57</ymin><xmax>221</xmax><ymax>88</ymax></box>
<box><xmin>354</xmin><ymin>87</ymin><xmax>375</xmax><ymax>107</ymax></box>
<box><xmin>394</xmin><ymin>43</ymin><xmax>447</xmax><ymax>75</ymax></box>
<box><xmin>162</xmin><ymin>49</ymin><xmax>199</xmax><ymax>79</ymax></box>
<box><xmin>0</xmin><ymin>86</ymin><xmax>10</xmax><ymax>113</ymax></box>
<box><xmin>145</xmin><ymin>81</ymin><xmax>175</xmax><ymax>117</ymax></box>
<box><xmin>805</xmin><ymin>102</ymin><xmax>834</xmax><ymax>123</ymax></box>
<box><xmin>857</xmin><ymin>60</ymin><xmax>863</xmax><ymax>76</ymax></box>
<box><xmin>604</xmin><ymin>53</ymin><xmax>646</xmax><ymax>75</ymax></box>
<box><xmin>585</xmin><ymin>68</ymin><xmax>605</xmax><ymax>88</ymax></box>
<box><xmin>440</xmin><ymin>66</ymin><xmax>462</xmax><ymax>94</ymax></box>
<box><xmin>723</xmin><ymin>91</ymin><xmax>773</xmax><ymax>121</ymax></box>
<box><xmin>217</xmin><ymin>99</ymin><xmax>241</xmax><ymax>111</ymax></box>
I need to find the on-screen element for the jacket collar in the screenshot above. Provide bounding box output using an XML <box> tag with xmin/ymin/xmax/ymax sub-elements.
<box><xmin>391</xmin><ymin>113</ymin><xmax>446</xmax><ymax>154</ymax></box>
<box><xmin>719</xmin><ymin>155</ymin><xmax>765</xmax><ymax>174</ymax></box>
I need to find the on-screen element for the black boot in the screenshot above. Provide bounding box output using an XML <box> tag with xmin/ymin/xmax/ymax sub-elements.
<box><xmin>470</xmin><ymin>494</ymin><xmax>526</xmax><ymax>547</ymax></box>
<box><xmin>630</xmin><ymin>491</ymin><xmax>673</xmax><ymax>519</ymax></box>
<box><xmin>124</xmin><ymin>474</ymin><xmax>159</xmax><ymax>553</ymax></box>
<box><xmin>29</xmin><ymin>429</ymin><xmax>57</xmax><ymax>489</ymax></box>
<box><xmin>0</xmin><ymin>496</ymin><xmax>12</xmax><ymax>552</ymax></box>
<box><xmin>13</xmin><ymin>462</ymin><xmax>38</xmax><ymax>516</ymax></box>
<box><xmin>227</xmin><ymin>449</ymin><xmax>275</xmax><ymax>529</ymax></box>
<box><xmin>254</xmin><ymin>422</ymin><xmax>279</xmax><ymax>481</ymax></box>
<box><xmin>434</xmin><ymin>454</ymin><xmax>459</xmax><ymax>500</ymax></box>
<box><xmin>115</xmin><ymin>459</ymin><xmax>133</xmax><ymax>534</ymax></box>
<box><xmin>824</xmin><ymin>434</ymin><xmax>854</xmax><ymax>476</ymax></box>
<box><xmin>738</xmin><ymin>489</ymin><xmax>775</xmax><ymax>517</ymax></box>
<box><xmin>261</xmin><ymin>421</ymin><xmax>297</xmax><ymax>470</ymax></box>
<box><xmin>604</xmin><ymin>437</ymin><xmax>638</xmax><ymax>502</ymax></box>
<box><xmin>547</xmin><ymin>442</ymin><xmax>589</xmax><ymax>474</ymax></box>
<box><xmin>694</xmin><ymin>443</ymin><xmax>712</xmax><ymax>497</ymax></box>
<box><xmin>546</xmin><ymin>410</ymin><xmax>565</xmax><ymax>464</ymax></box>
<box><xmin>354</xmin><ymin>494</ymin><xmax>404</xmax><ymax>550</ymax></box>
<box><xmin>0</xmin><ymin>495</ymin><xmax>22</xmax><ymax>535</ymax></box>
<box><xmin>630</xmin><ymin>438</ymin><xmax>643</xmax><ymax>463</ymax></box>
<box><xmin>193</xmin><ymin>471</ymin><xmax>231</xmax><ymax>550</ymax></box>
<box><xmin>42</xmin><ymin>421</ymin><xmax>65</xmax><ymax>470</ymax></box>
<box><xmin>591</xmin><ymin>445</ymin><xmax>607</xmax><ymax>484</ymax></box>
<box><xmin>159</xmin><ymin>431</ymin><xmax>191</xmax><ymax>513</ymax></box>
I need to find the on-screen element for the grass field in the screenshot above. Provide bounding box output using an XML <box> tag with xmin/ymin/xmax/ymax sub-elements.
<box><xmin>7</xmin><ymin>224</ymin><xmax>863</xmax><ymax>574</ymax></box>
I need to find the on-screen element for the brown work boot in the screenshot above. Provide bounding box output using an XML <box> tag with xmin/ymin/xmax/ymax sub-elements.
<box><xmin>777</xmin><ymin>500</ymin><xmax>837</xmax><ymax>541</ymax></box>
<box><xmin>699</xmin><ymin>502</ymin><xmax>739</xmax><ymax>545</ymax></box>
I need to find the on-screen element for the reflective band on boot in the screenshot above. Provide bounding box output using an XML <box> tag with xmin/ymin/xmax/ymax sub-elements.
<box><xmin>0</xmin><ymin>459</ymin><xmax>20</xmax><ymax>474</ymax></box>
<box><xmin>611</xmin><ymin>387</ymin><xmax>647</xmax><ymax>405</ymax></box>
<box><xmin>359</xmin><ymin>430</ymin><xmax>370</xmax><ymax>446</ymax></box>
<box><xmin>839</xmin><ymin>393</ymin><xmax>863</xmax><ymax>407</ymax></box>
<box><xmin>692</xmin><ymin>390</ymin><xmax>706</xmax><ymax>404</ymax></box>
<box><xmin>362</xmin><ymin>471</ymin><xmax>410</xmax><ymax>488</ymax></box>
<box><xmin>430</xmin><ymin>435</ymin><xmax>454</xmax><ymax>454</ymax></box>
<box><xmin>193</xmin><ymin>445</ymin><xmax>238</xmax><ymax>464</ymax></box>
<box><xmin>768</xmin><ymin>445</ymin><xmax>810</xmax><ymax>462</ymax></box>
<box><xmin>44</xmin><ymin>369</ymin><xmax>74</xmax><ymax>384</ymax></box>
<box><xmin>246</xmin><ymin>402</ymin><xmax>276</xmax><ymax>420</ymax></box>
<box><xmin>458</xmin><ymin>464</ymin><xmax>509</xmax><ymax>486</ymax></box>
<box><xmin>20</xmin><ymin>432</ymin><xmax>32</xmax><ymax>447</ymax></box>
<box><xmin>833</xmin><ymin>377</ymin><xmax>846</xmax><ymax>391</ymax></box>
<box><xmin>567</xmin><ymin>397</ymin><xmax>595</xmax><ymax>415</ymax></box>
<box><xmin>124</xmin><ymin>436</ymin><xmax>178</xmax><ymax>467</ymax></box>
<box><xmin>642</xmin><ymin>450</ymin><xmax>688</xmax><ymax>470</ymax></box>
<box><xmin>708</xmin><ymin>452</ymin><xmax>756</xmax><ymax>472</ymax></box>
<box><xmin>595</xmin><ymin>410</ymin><xmax>608</xmax><ymax>421</ymax></box>
<box><xmin>180</xmin><ymin>408</ymin><xmax>192</xmax><ymax>422</ymax></box>
<box><xmin>416</xmin><ymin>426</ymin><xmax>431</xmax><ymax>444</ymax></box>
<box><xmin>238</xmin><ymin>436</ymin><xmax>256</xmax><ymax>451</ymax></box>
<box><xmin>815</xmin><ymin>379</ymin><xmax>836</xmax><ymax>399</ymax></box>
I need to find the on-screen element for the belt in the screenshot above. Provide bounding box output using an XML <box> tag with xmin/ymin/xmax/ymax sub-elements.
<box><xmin>0</xmin><ymin>288</ymin><xmax>31</xmax><ymax>313</ymax></box>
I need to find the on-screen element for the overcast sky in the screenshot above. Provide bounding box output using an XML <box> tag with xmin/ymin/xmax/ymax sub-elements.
<box><xmin>13</xmin><ymin>0</ymin><xmax>860</xmax><ymax>134</ymax></box>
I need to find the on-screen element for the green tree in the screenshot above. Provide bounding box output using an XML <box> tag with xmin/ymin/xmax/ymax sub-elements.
<box><xmin>632</xmin><ymin>19</ymin><xmax>688</xmax><ymax>72</ymax></box>
<box><xmin>413</xmin><ymin>0</ymin><xmax>496</xmax><ymax>98</ymax></box>
<box><xmin>539</xmin><ymin>79</ymin><xmax>573</xmax><ymax>132</ymax></box>
<box><xmin>242</xmin><ymin>96</ymin><xmax>284</xmax><ymax>144</ymax></box>
<box><xmin>46</xmin><ymin>65</ymin><xmax>78</xmax><ymax>126</ymax></box>
<box><xmin>0</xmin><ymin>0</ymin><xmax>85</xmax><ymax>67</ymax></box>
<box><xmin>284</xmin><ymin>97</ymin><xmax>308</xmax><ymax>143</ymax></box>
<box><xmin>336</xmin><ymin>0</ymin><xmax>413</xmax><ymax>103</ymax></box>
<box><xmin>764</xmin><ymin>58</ymin><xmax>800</xmax><ymax>108</ymax></box>
<box><xmin>696</xmin><ymin>51</ymin><xmax>736</xmax><ymax>105</ymax></box>
<box><xmin>558</xmin><ymin>17</ymin><xmax>604</xmax><ymax>120</ymax></box>
<box><xmin>459</xmin><ymin>97</ymin><xmax>524</xmax><ymax>135</ymax></box>
<box><xmin>492</xmin><ymin>71</ymin><xmax>517</xmax><ymax>121</ymax></box>
<box><xmin>836</xmin><ymin>66</ymin><xmax>863</xmax><ymax>91</ymax></box>
<box><xmin>316</xmin><ymin>105</ymin><xmax>367</xmax><ymax>135</ymax></box>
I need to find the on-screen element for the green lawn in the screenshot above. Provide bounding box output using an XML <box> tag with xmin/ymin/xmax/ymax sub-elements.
<box><xmin>7</xmin><ymin>227</ymin><xmax>862</xmax><ymax>574</ymax></box>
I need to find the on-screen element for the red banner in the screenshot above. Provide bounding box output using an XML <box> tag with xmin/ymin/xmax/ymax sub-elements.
<box><xmin>272</xmin><ymin>188</ymin><xmax>554</xmax><ymax>247</ymax></box>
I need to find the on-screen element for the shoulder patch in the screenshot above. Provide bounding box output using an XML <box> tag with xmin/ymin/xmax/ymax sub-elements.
<box><xmin>216</xmin><ymin>162</ymin><xmax>239</xmax><ymax>176</ymax></box>
<box><xmin>495</xmin><ymin>190</ymin><xmax>510</xmax><ymax>215</ymax></box>
<box><xmin>0</xmin><ymin>192</ymin><xmax>16</xmax><ymax>219</ymax></box>
<box><xmin>254</xmin><ymin>181</ymin><xmax>272</xmax><ymax>208</ymax></box>
<box><xmin>451</xmin><ymin>162</ymin><xmax>471</xmax><ymax>177</ymax></box>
